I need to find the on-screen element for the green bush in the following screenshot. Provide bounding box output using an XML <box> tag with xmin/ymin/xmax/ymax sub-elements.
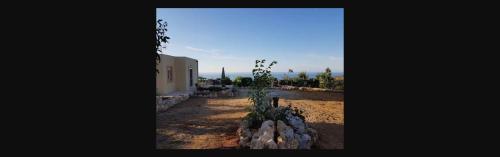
<box><xmin>243</xmin><ymin>111</ymin><xmax>264</xmax><ymax>129</ymax></box>
<box><xmin>334</xmin><ymin>79</ymin><xmax>344</xmax><ymax>90</ymax></box>
<box><xmin>279</xmin><ymin>79</ymin><xmax>292</xmax><ymax>86</ymax></box>
<box><xmin>197</xmin><ymin>76</ymin><xmax>207</xmax><ymax>83</ymax></box>
<box><xmin>298</xmin><ymin>72</ymin><xmax>308</xmax><ymax>80</ymax></box>
<box><xmin>234</xmin><ymin>76</ymin><xmax>242</xmax><ymax>86</ymax></box>
<box><xmin>291</xmin><ymin>77</ymin><xmax>314</xmax><ymax>87</ymax></box>
<box><xmin>241</xmin><ymin>77</ymin><xmax>253</xmax><ymax>87</ymax></box>
<box><xmin>270</xmin><ymin>77</ymin><xmax>279</xmax><ymax>87</ymax></box>
<box><xmin>221</xmin><ymin>77</ymin><xmax>232</xmax><ymax>85</ymax></box>
<box><xmin>234</xmin><ymin>76</ymin><xmax>253</xmax><ymax>87</ymax></box>
<box><xmin>316</xmin><ymin>68</ymin><xmax>334</xmax><ymax>89</ymax></box>
<box><xmin>307</xmin><ymin>78</ymin><xmax>319</xmax><ymax>88</ymax></box>
<box><xmin>279</xmin><ymin>78</ymin><xmax>319</xmax><ymax>87</ymax></box>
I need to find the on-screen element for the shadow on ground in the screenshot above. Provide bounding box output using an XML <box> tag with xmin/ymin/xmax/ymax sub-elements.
<box><xmin>156</xmin><ymin>97</ymin><xmax>246</xmax><ymax>149</ymax></box>
<box><xmin>307</xmin><ymin>122</ymin><xmax>344</xmax><ymax>149</ymax></box>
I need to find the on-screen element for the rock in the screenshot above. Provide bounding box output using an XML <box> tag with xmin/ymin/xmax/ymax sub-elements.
<box><xmin>237</xmin><ymin>120</ymin><xmax>253</xmax><ymax>148</ymax></box>
<box><xmin>306</xmin><ymin>128</ymin><xmax>319</xmax><ymax>144</ymax></box>
<box><xmin>156</xmin><ymin>97</ymin><xmax>162</xmax><ymax>105</ymax></box>
<box><xmin>286</xmin><ymin>114</ymin><xmax>306</xmax><ymax>134</ymax></box>
<box><xmin>276</xmin><ymin>120</ymin><xmax>299</xmax><ymax>149</ymax></box>
<box><xmin>250</xmin><ymin>120</ymin><xmax>277</xmax><ymax>149</ymax></box>
<box><xmin>266</xmin><ymin>140</ymin><xmax>278</xmax><ymax>149</ymax></box>
<box><xmin>293</xmin><ymin>134</ymin><xmax>302</xmax><ymax>148</ymax></box>
<box><xmin>276</xmin><ymin>120</ymin><xmax>290</xmax><ymax>135</ymax></box>
<box><xmin>298</xmin><ymin>134</ymin><xmax>313</xmax><ymax>149</ymax></box>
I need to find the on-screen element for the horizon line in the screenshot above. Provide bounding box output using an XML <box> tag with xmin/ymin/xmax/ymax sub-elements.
<box><xmin>199</xmin><ymin>71</ymin><xmax>344</xmax><ymax>73</ymax></box>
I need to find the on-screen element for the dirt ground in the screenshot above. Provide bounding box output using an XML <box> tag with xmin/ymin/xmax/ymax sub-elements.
<box><xmin>156</xmin><ymin>88</ymin><xmax>344</xmax><ymax>149</ymax></box>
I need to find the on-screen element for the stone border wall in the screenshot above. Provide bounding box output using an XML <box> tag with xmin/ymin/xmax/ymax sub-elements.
<box><xmin>193</xmin><ymin>88</ymin><xmax>238</xmax><ymax>98</ymax></box>
<box><xmin>277</xmin><ymin>86</ymin><xmax>334</xmax><ymax>92</ymax></box>
<box><xmin>156</xmin><ymin>92</ymin><xmax>190</xmax><ymax>112</ymax></box>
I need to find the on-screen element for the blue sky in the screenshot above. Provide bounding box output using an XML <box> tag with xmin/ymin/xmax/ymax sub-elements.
<box><xmin>156</xmin><ymin>8</ymin><xmax>343</xmax><ymax>73</ymax></box>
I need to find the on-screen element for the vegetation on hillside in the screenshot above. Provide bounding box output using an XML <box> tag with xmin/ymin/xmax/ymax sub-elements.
<box><xmin>274</xmin><ymin>67</ymin><xmax>343</xmax><ymax>90</ymax></box>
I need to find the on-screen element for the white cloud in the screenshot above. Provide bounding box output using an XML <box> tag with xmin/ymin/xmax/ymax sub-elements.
<box><xmin>185</xmin><ymin>46</ymin><xmax>220</xmax><ymax>55</ymax></box>
<box><xmin>185</xmin><ymin>46</ymin><xmax>245</xmax><ymax>61</ymax></box>
<box><xmin>329</xmin><ymin>56</ymin><xmax>344</xmax><ymax>61</ymax></box>
<box><xmin>305</xmin><ymin>53</ymin><xmax>322</xmax><ymax>58</ymax></box>
<box><xmin>211</xmin><ymin>55</ymin><xmax>245</xmax><ymax>60</ymax></box>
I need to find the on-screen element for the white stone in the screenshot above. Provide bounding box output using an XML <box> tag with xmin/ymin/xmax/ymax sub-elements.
<box><xmin>250</xmin><ymin>120</ymin><xmax>277</xmax><ymax>149</ymax></box>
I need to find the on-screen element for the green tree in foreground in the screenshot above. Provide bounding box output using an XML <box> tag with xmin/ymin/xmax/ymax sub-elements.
<box><xmin>247</xmin><ymin>59</ymin><xmax>277</xmax><ymax>123</ymax></box>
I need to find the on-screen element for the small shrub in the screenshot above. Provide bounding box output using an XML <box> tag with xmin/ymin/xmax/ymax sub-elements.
<box><xmin>294</xmin><ymin>78</ymin><xmax>306</xmax><ymax>87</ymax></box>
<box><xmin>241</xmin><ymin>77</ymin><xmax>253</xmax><ymax>87</ymax></box>
<box><xmin>319</xmin><ymin>68</ymin><xmax>335</xmax><ymax>89</ymax></box>
<box><xmin>234</xmin><ymin>76</ymin><xmax>242</xmax><ymax>87</ymax></box>
<box><xmin>221</xmin><ymin>77</ymin><xmax>232</xmax><ymax>85</ymax></box>
<box><xmin>212</xmin><ymin>79</ymin><xmax>221</xmax><ymax>85</ymax></box>
<box><xmin>234</xmin><ymin>76</ymin><xmax>253</xmax><ymax>87</ymax></box>
<box><xmin>243</xmin><ymin>111</ymin><xmax>265</xmax><ymax>129</ymax></box>
<box><xmin>197</xmin><ymin>77</ymin><xmax>207</xmax><ymax>83</ymax></box>
<box><xmin>279</xmin><ymin>79</ymin><xmax>292</xmax><ymax>86</ymax></box>
<box><xmin>298</xmin><ymin>72</ymin><xmax>308</xmax><ymax>80</ymax></box>
<box><xmin>334</xmin><ymin>79</ymin><xmax>344</xmax><ymax>90</ymax></box>
<box><xmin>307</xmin><ymin>78</ymin><xmax>319</xmax><ymax>88</ymax></box>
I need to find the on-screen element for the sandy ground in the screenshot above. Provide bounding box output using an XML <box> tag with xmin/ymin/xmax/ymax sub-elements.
<box><xmin>156</xmin><ymin>88</ymin><xmax>344</xmax><ymax>149</ymax></box>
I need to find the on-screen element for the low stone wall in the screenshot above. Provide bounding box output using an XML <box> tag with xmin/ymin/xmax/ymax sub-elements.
<box><xmin>194</xmin><ymin>88</ymin><xmax>237</xmax><ymax>98</ymax></box>
<box><xmin>278</xmin><ymin>86</ymin><xmax>333</xmax><ymax>92</ymax></box>
<box><xmin>156</xmin><ymin>92</ymin><xmax>190</xmax><ymax>112</ymax></box>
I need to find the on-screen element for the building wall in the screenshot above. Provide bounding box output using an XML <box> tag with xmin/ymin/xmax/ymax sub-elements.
<box><xmin>156</xmin><ymin>54</ymin><xmax>176</xmax><ymax>95</ymax></box>
<box><xmin>183</xmin><ymin>57</ymin><xmax>198</xmax><ymax>92</ymax></box>
<box><xmin>156</xmin><ymin>54</ymin><xmax>198</xmax><ymax>96</ymax></box>
<box><xmin>174</xmin><ymin>58</ymin><xmax>186</xmax><ymax>91</ymax></box>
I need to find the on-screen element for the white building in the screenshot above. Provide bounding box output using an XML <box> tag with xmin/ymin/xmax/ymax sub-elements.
<box><xmin>156</xmin><ymin>54</ymin><xmax>198</xmax><ymax>96</ymax></box>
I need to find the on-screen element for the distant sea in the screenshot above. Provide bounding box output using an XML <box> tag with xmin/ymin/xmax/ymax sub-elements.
<box><xmin>199</xmin><ymin>72</ymin><xmax>344</xmax><ymax>80</ymax></box>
